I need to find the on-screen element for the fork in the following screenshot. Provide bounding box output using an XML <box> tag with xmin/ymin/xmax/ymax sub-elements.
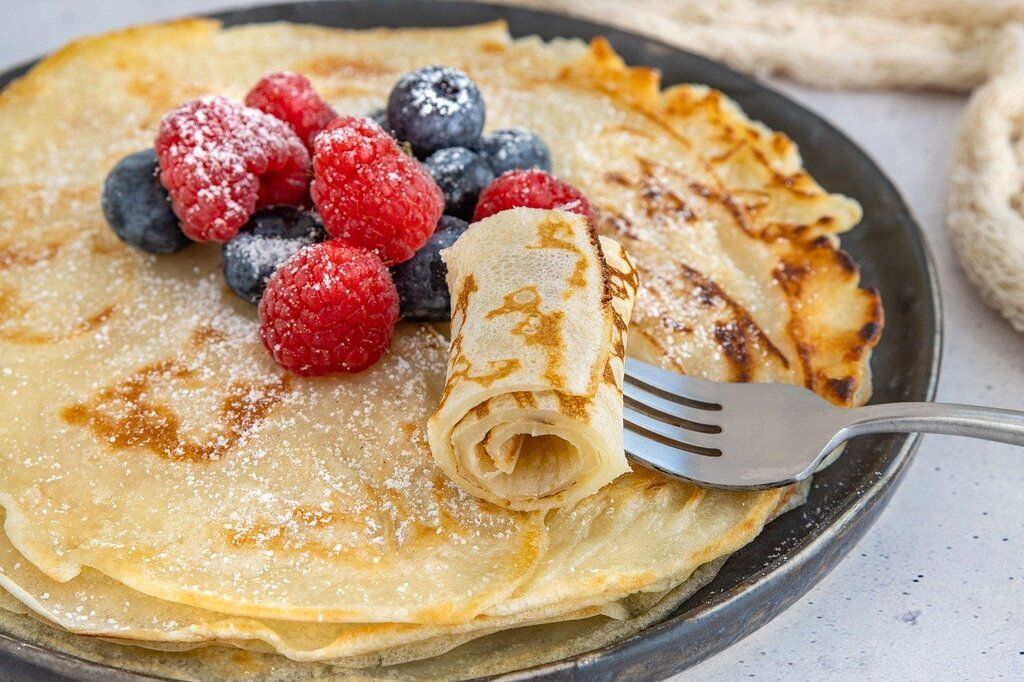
<box><xmin>622</xmin><ymin>357</ymin><xmax>1024</xmax><ymax>490</ymax></box>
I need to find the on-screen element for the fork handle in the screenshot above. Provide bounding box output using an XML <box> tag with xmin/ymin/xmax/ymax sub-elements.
<box><xmin>839</xmin><ymin>402</ymin><xmax>1024</xmax><ymax>446</ymax></box>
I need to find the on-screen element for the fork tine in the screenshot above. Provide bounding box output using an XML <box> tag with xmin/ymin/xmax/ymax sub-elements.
<box><xmin>623</xmin><ymin>381</ymin><xmax>721</xmax><ymax>430</ymax></box>
<box><xmin>623</xmin><ymin>429</ymin><xmax>729</xmax><ymax>486</ymax></box>
<box><xmin>624</xmin><ymin>358</ymin><xmax>723</xmax><ymax>408</ymax></box>
<box><xmin>623</xmin><ymin>406</ymin><xmax>722</xmax><ymax>454</ymax></box>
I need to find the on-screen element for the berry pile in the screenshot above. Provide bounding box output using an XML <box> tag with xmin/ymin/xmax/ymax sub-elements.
<box><xmin>100</xmin><ymin>65</ymin><xmax>593</xmax><ymax>375</ymax></box>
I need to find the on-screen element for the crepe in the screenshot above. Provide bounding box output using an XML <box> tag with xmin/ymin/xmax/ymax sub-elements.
<box><xmin>0</xmin><ymin>18</ymin><xmax>882</xmax><ymax>676</ymax></box>
<box><xmin>0</xmin><ymin>510</ymin><xmax>621</xmax><ymax>665</ymax></box>
<box><xmin>428</xmin><ymin>208</ymin><xmax>637</xmax><ymax>510</ymax></box>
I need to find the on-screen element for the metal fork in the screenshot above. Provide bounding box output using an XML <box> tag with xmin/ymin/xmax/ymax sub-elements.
<box><xmin>622</xmin><ymin>357</ymin><xmax>1024</xmax><ymax>490</ymax></box>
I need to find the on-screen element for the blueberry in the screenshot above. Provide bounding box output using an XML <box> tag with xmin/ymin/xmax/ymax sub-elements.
<box><xmin>422</xmin><ymin>147</ymin><xmax>494</xmax><ymax>219</ymax></box>
<box><xmin>101</xmin><ymin>149</ymin><xmax>190</xmax><ymax>254</ymax></box>
<box><xmin>391</xmin><ymin>215</ymin><xmax>469</xmax><ymax>321</ymax></box>
<box><xmin>387</xmin><ymin>66</ymin><xmax>485</xmax><ymax>158</ymax></box>
<box><xmin>222</xmin><ymin>206</ymin><xmax>327</xmax><ymax>304</ymax></box>
<box><xmin>475</xmin><ymin>128</ymin><xmax>552</xmax><ymax>175</ymax></box>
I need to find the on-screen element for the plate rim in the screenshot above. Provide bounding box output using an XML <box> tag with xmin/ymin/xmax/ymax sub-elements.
<box><xmin>0</xmin><ymin>1</ymin><xmax>942</xmax><ymax>679</ymax></box>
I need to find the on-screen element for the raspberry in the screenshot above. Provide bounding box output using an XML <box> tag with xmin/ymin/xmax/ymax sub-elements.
<box><xmin>473</xmin><ymin>169</ymin><xmax>594</xmax><ymax>223</ymax></box>
<box><xmin>155</xmin><ymin>96</ymin><xmax>310</xmax><ymax>242</ymax></box>
<box><xmin>258</xmin><ymin>241</ymin><xmax>399</xmax><ymax>375</ymax></box>
<box><xmin>311</xmin><ymin>116</ymin><xmax>444</xmax><ymax>265</ymax></box>
<box><xmin>245</xmin><ymin>72</ymin><xmax>337</xmax><ymax>150</ymax></box>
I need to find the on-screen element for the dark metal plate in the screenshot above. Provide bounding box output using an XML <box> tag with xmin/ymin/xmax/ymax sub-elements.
<box><xmin>0</xmin><ymin>2</ymin><xmax>940</xmax><ymax>680</ymax></box>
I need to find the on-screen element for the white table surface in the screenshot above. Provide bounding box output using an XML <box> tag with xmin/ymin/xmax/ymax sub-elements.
<box><xmin>1</xmin><ymin>1</ymin><xmax>1022</xmax><ymax>680</ymax></box>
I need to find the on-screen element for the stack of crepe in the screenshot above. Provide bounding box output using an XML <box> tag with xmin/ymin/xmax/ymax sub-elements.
<box><xmin>0</xmin><ymin>19</ymin><xmax>881</xmax><ymax>679</ymax></box>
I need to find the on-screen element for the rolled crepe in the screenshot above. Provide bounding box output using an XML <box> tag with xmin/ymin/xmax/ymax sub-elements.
<box><xmin>427</xmin><ymin>208</ymin><xmax>639</xmax><ymax>510</ymax></box>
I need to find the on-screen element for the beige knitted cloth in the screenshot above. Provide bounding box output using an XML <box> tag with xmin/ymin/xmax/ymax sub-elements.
<box><xmin>490</xmin><ymin>0</ymin><xmax>1024</xmax><ymax>332</ymax></box>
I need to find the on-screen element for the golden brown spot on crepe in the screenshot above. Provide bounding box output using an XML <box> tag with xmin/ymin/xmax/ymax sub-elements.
<box><xmin>480</xmin><ymin>40</ymin><xmax>507</xmax><ymax>53</ymax></box>
<box><xmin>557</xmin><ymin>38</ymin><xmax>661</xmax><ymax>113</ymax></box>
<box><xmin>599</xmin><ymin>158</ymin><xmax>760</xmax><ymax>246</ymax></box>
<box><xmin>603</xmin><ymin>172</ymin><xmax>632</xmax><ymax>187</ymax></box>
<box><xmin>221</xmin><ymin>378</ymin><xmax>292</xmax><ymax>436</ymax></box>
<box><xmin>556</xmin><ymin>393</ymin><xmax>590</xmax><ymax>419</ymax></box>
<box><xmin>320</xmin><ymin>84</ymin><xmax>377</xmax><ymax>99</ymax></box>
<box><xmin>599</xmin><ymin>208</ymin><xmax>644</xmax><ymax>242</ymax></box>
<box><xmin>598</xmin><ymin>270</ymin><xmax>630</xmax><ymax>356</ymax></box>
<box><xmin>486</xmin><ymin>286</ymin><xmax>565</xmax><ymax>386</ymax></box>
<box><xmin>125</xmin><ymin>72</ymin><xmax>202</xmax><ymax>124</ymax></box>
<box><xmin>527</xmin><ymin>214</ymin><xmax>590</xmax><ymax>296</ymax></box>
<box><xmin>451</xmin><ymin>274</ymin><xmax>477</xmax><ymax>328</ymax></box>
<box><xmin>441</xmin><ymin>275</ymin><xmax>525</xmax><ymax>403</ymax></box>
<box><xmin>0</xmin><ymin>285</ymin><xmax>29</xmax><ymax>328</ymax></box>
<box><xmin>226</xmin><ymin>648</ymin><xmax>271</xmax><ymax>674</ymax></box>
<box><xmin>771</xmin><ymin>133</ymin><xmax>791</xmax><ymax>155</ymax></box>
<box><xmin>592</xmin><ymin>234</ymin><xmax>612</xmax><ymax>306</ymax></box>
<box><xmin>605</xmin><ymin>257</ymin><xmax>640</xmax><ymax>361</ymax></box>
<box><xmin>61</xmin><ymin>361</ymin><xmax>290</xmax><ymax>462</ymax></box>
<box><xmin>0</xmin><ymin>231</ymin><xmax>128</xmax><ymax>344</ymax></box>
<box><xmin>601</xmin><ymin>123</ymin><xmax>654</xmax><ymax>139</ymax></box>
<box><xmin>774</xmin><ymin>260</ymin><xmax>812</xmax><ymax>295</ymax></box>
<box><xmin>443</xmin><ymin>356</ymin><xmax>521</xmax><ymax>405</ymax></box>
<box><xmin>712</xmin><ymin>322</ymin><xmax>754</xmax><ymax>383</ymax></box>
<box><xmin>0</xmin><ymin>242</ymin><xmax>60</xmax><ymax>269</ymax></box>
<box><xmin>675</xmin><ymin>264</ymin><xmax>789</xmax><ymax>381</ymax></box>
<box><xmin>294</xmin><ymin>506</ymin><xmax>335</xmax><ymax>527</ymax></box>
<box><xmin>631</xmin><ymin>469</ymin><xmax>697</xmax><ymax>500</ymax></box>
<box><xmin>825</xmin><ymin>376</ymin><xmax>856</xmax><ymax>402</ymax></box>
<box><xmin>469</xmin><ymin>402</ymin><xmax>492</xmax><ymax>419</ymax></box>
<box><xmin>0</xmin><ymin>286</ymin><xmax>114</xmax><ymax>345</ymax></box>
<box><xmin>227</xmin><ymin>475</ymin><xmax>470</xmax><ymax>564</ymax></box>
<box><xmin>660</xmin><ymin>317</ymin><xmax>694</xmax><ymax>334</ymax></box>
<box><xmin>189</xmin><ymin>324</ymin><xmax>228</xmax><ymax>348</ymax></box>
<box><xmin>858</xmin><ymin>320</ymin><xmax>882</xmax><ymax>343</ymax></box>
<box><xmin>832</xmin><ymin>246</ymin><xmax>858</xmax><ymax>274</ymax></box>
<box><xmin>602</xmin><ymin>359</ymin><xmax>617</xmax><ymax>385</ymax></box>
<box><xmin>0</xmin><ymin>184</ymin><xmax>99</xmax><ymax>228</ymax></box>
<box><xmin>400</xmin><ymin>421</ymin><xmax>420</xmax><ymax>438</ymax></box>
<box><xmin>687</xmin><ymin>179</ymin><xmax>753</xmax><ymax>234</ymax></box>
<box><xmin>606</xmin><ymin>259</ymin><xmax>640</xmax><ymax>300</ymax></box>
<box><xmin>637</xmin><ymin>160</ymin><xmax>697</xmax><ymax>221</ymax></box>
<box><xmin>791</xmin><ymin>342</ymin><xmax>815</xmax><ymax>392</ymax></box>
<box><xmin>510</xmin><ymin>391</ymin><xmax>538</xmax><ymax>409</ymax></box>
<box><xmin>299</xmin><ymin>55</ymin><xmax>390</xmax><ymax>77</ymax></box>
<box><xmin>226</xmin><ymin>518</ymin><xmax>373</xmax><ymax>565</ymax></box>
<box><xmin>603</xmin><ymin>148</ymin><xmax>781</xmax><ymax>240</ymax></box>
<box><xmin>611</xmin><ymin>326</ymin><xmax>626</xmax><ymax>359</ymax></box>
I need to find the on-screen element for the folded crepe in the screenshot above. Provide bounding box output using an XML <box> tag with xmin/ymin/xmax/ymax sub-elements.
<box><xmin>427</xmin><ymin>208</ymin><xmax>639</xmax><ymax>510</ymax></box>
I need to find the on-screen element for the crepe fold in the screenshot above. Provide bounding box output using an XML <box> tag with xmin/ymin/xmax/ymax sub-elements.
<box><xmin>428</xmin><ymin>208</ymin><xmax>639</xmax><ymax>510</ymax></box>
